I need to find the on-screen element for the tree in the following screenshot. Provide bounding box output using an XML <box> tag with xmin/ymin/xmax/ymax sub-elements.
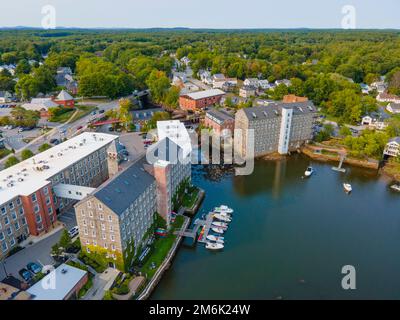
<box><xmin>4</xmin><ymin>156</ymin><xmax>19</xmax><ymax>168</ymax></box>
<box><xmin>118</xmin><ymin>98</ymin><xmax>134</xmax><ymax>130</ymax></box>
<box><xmin>59</xmin><ymin>230</ymin><xmax>72</xmax><ymax>250</ymax></box>
<box><xmin>146</xmin><ymin>70</ymin><xmax>171</xmax><ymax>104</ymax></box>
<box><xmin>339</xmin><ymin>126</ymin><xmax>352</xmax><ymax>137</ymax></box>
<box><xmin>21</xmin><ymin>149</ymin><xmax>34</xmax><ymax>160</ymax></box>
<box><xmin>163</xmin><ymin>86</ymin><xmax>180</xmax><ymax>109</ymax></box>
<box><xmin>16</xmin><ymin>59</ymin><xmax>31</xmax><ymax>76</ymax></box>
<box><xmin>38</xmin><ymin>143</ymin><xmax>52</xmax><ymax>152</ymax></box>
<box><xmin>315</xmin><ymin>124</ymin><xmax>334</xmax><ymax>142</ymax></box>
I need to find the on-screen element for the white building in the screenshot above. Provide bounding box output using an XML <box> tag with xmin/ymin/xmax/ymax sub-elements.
<box><xmin>386</xmin><ymin>102</ymin><xmax>400</xmax><ymax>114</ymax></box>
<box><xmin>384</xmin><ymin>137</ymin><xmax>400</xmax><ymax>157</ymax></box>
<box><xmin>156</xmin><ymin>120</ymin><xmax>192</xmax><ymax>158</ymax></box>
<box><xmin>0</xmin><ymin>91</ymin><xmax>12</xmax><ymax>103</ymax></box>
<box><xmin>377</xmin><ymin>93</ymin><xmax>400</xmax><ymax>104</ymax></box>
<box><xmin>243</xmin><ymin>78</ymin><xmax>260</xmax><ymax>88</ymax></box>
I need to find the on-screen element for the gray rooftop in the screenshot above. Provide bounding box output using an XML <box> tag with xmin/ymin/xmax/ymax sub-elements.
<box><xmin>389</xmin><ymin>137</ymin><xmax>400</xmax><ymax>144</ymax></box>
<box><xmin>206</xmin><ymin>108</ymin><xmax>234</xmax><ymax>122</ymax></box>
<box><xmin>241</xmin><ymin>101</ymin><xmax>316</xmax><ymax>121</ymax></box>
<box><xmin>93</xmin><ymin>156</ymin><xmax>155</xmax><ymax>215</ymax></box>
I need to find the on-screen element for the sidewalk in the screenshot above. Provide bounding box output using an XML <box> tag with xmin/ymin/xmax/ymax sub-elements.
<box><xmin>19</xmin><ymin>223</ymin><xmax>64</xmax><ymax>248</ymax></box>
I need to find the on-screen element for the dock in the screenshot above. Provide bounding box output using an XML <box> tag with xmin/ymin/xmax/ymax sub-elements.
<box><xmin>174</xmin><ymin>212</ymin><xmax>216</xmax><ymax>244</ymax></box>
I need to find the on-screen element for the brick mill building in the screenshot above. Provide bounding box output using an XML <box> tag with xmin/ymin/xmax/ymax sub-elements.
<box><xmin>204</xmin><ymin>108</ymin><xmax>235</xmax><ymax>137</ymax></box>
<box><xmin>179</xmin><ymin>89</ymin><xmax>225</xmax><ymax>111</ymax></box>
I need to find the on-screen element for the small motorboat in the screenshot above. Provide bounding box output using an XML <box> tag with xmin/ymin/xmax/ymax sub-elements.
<box><xmin>390</xmin><ymin>184</ymin><xmax>400</xmax><ymax>192</ymax></box>
<box><xmin>206</xmin><ymin>235</ymin><xmax>224</xmax><ymax>244</ymax></box>
<box><xmin>212</xmin><ymin>221</ymin><xmax>228</xmax><ymax>228</ymax></box>
<box><xmin>214</xmin><ymin>214</ymin><xmax>231</xmax><ymax>222</ymax></box>
<box><xmin>205</xmin><ymin>242</ymin><xmax>224</xmax><ymax>250</ymax></box>
<box><xmin>304</xmin><ymin>166</ymin><xmax>314</xmax><ymax>177</ymax></box>
<box><xmin>214</xmin><ymin>205</ymin><xmax>233</xmax><ymax>214</ymax></box>
<box><xmin>343</xmin><ymin>183</ymin><xmax>352</xmax><ymax>193</ymax></box>
<box><xmin>211</xmin><ymin>227</ymin><xmax>224</xmax><ymax>234</ymax></box>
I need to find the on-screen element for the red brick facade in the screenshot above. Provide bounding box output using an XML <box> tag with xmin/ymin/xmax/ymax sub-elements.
<box><xmin>54</xmin><ymin>99</ymin><xmax>75</xmax><ymax>108</ymax></box>
<box><xmin>204</xmin><ymin>116</ymin><xmax>234</xmax><ymax>135</ymax></box>
<box><xmin>179</xmin><ymin>94</ymin><xmax>224</xmax><ymax>111</ymax></box>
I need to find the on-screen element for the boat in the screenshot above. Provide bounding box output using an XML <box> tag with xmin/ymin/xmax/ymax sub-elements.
<box><xmin>211</xmin><ymin>227</ymin><xmax>225</xmax><ymax>234</ymax></box>
<box><xmin>206</xmin><ymin>235</ymin><xmax>225</xmax><ymax>244</ymax></box>
<box><xmin>304</xmin><ymin>166</ymin><xmax>314</xmax><ymax>177</ymax></box>
<box><xmin>212</xmin><ymin>221</ymin><xmax>228</xmax><ymax>228</ymax></box>
<box><xmin>214</xmin><ymin>214</ymin><xmax>231</xmax><ymax>222</ymax></box>
<box><xmin>214</xmin><ymin>205</ymin><xmax>233</xmax><ymax>214</ymax></box>
<box><xmin>205</xmin><ymin>242</ymin><xmax>224</xmax><ymax>250</ymax></box>
<box><xmin>390</xmin><ymin>184</ymin><xmax>400</xmax><ymax>192</ymax></box>
<box><xmin>343</xmin><ymin>183</ymin><xmax>352</xmax><ymax>193</ymax></box>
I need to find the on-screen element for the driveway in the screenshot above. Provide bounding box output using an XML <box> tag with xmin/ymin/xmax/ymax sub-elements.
<box><xmin>0</xmin><ymin>229</ymin><xmax>63</xmax><ymax>282</ymax></box>
<box><xmin>57</xmin><ymin>209</ymin><xmax>77</xmax><ymax>230</ymax></box>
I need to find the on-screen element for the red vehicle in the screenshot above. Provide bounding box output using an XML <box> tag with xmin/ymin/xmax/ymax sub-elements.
<box><xmin>76</xmin><ymin>126</ymin><xmax>83</xmax><ymax>131</ymax></box>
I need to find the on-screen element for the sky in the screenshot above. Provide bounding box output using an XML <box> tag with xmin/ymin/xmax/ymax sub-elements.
<box><xmin>1</xmin><ymin>0</ymin><xmax>400</xmax><ymax>29</ymax></box>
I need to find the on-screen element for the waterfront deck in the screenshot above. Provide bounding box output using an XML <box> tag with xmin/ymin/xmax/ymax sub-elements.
<box><xmin>174</xmin><ymin>212</ymin><xmax>215</xmax><ymax>244</ymax></box>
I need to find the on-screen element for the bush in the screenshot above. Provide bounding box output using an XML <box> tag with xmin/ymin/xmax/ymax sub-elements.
<box><xmin>38</xmin><ymin>143</ymin><xmax>51</xmax><ymax>152</ymax></box>
<box><xmin>103</xmin><ymin>290</ymin><xmax>115</xmax><ymax>300</ymax></box>
<box><xmin>21</xmin><ymin>149</ymin><xmax>34</xmax><ymax>160</ymax></box>
<box><xmin>4</xmin><ymin>156</ymin><xmax>19</xmax><ymax>168</ymax></box>
<box><xmin>113</xmin><ymin>283</ymin><xmax>129</xmax><ymax>295</ymax></box>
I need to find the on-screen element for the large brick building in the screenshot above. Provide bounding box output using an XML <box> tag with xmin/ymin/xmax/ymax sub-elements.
<box><xmin>204</xmin><ymin>108</ymin><xmax>235</xmax><ymax>137</ymax></box>
<box><xmin>0</xmin><ymin>132</ymin><xmax>119</xmax><ymax>259</ymax></box>
<box><xmin>179</xmin><ymin>89</ymin><xmax>225</xmax><ymax>111</ymax></box>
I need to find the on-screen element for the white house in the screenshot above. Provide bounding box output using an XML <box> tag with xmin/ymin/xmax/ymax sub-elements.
<box><xmin>0</xmin><ymin>64</ymin><xmax>16</xmax><ymax>76</ymax></box>
<box><xmin>239</xmin><ymin>86</ymin><xmax>256</xmax><ymax>98</ymax></box>
<box><xmin>384</xmin><ymin>137</ymin><xmax>400</xmax><ymax>157</ymax></box>
<box><xmin>199</xmin><ymin>70</ymin><xmax>212</xmax><ymax>85</ymax></box>
<box><xmin>377</xmin><ymin>93</ymin><xmax>400</xmax><ymax>104</ymax></box>
<box><xmin>386</xmin><ymin>102</ymin><xmax>400</xmax><ymax>114</ymax></box>
<box><xmin>371</xmin><ymin>81</ymin><xmax>387</xmax><ymax>94</ymax></box>
<box><xmin>361</xmin><ymin>116</ymin><xmax>373</xmax><ymax>126</ymax></box>
<box><xmin>258</xmin><ymin>80</ymin><xmax>270</xmax><ymax>90</ymax></box>
<box><xmin>244</xmin><ymin>78</ymin><xmax>260</xmax><ymax>88</ymax></box>
<box><xmin>0</xmin><ymin>91</ymin><xmax>12</xmax><ymax>103</ymax></box>
<box><xmin>180</xmin><ymin>56</ymin><xmax>191</xmax><ymax>66</ymax></box>
<box><xmin>275</xmin><ymin>79</ymin><xmax>291</xmax><ymax>87</ymax></box>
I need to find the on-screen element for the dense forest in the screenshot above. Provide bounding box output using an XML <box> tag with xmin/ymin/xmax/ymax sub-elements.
<box><xmin>1</xmin><ymin>29</ymin><xmax>400</xmax><ymax>123</ymax></box>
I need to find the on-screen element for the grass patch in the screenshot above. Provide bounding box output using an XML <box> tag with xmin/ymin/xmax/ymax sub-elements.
<box><xmin>139</xmin><ymin>216</ymin><xmax>184</xmax><ymax>279</ymax></box>
<box><xmin>0</xmin><ymin>148</ymin><xmax>12</xmax><ymax>160</ymax></box>
<box><xmin>69</xmin><ymin>105</ymin><xmax>97</xmax><ymax>122</ymax></box>
<box><xmin>182</xmin><ymin>187</ymin><xmax>200</xmax><ymax>208</ymax></box>
<box><xmin>48</xmin><ymin>108</ymin><xmax>75</xmax><ymax>123</ymax></box>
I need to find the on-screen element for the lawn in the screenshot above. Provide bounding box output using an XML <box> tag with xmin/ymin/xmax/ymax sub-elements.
<box><xmin>182</xmin><ymin>187</ymin><xmax>200</xmax><ymax>209</ymax></box>
<box><xmin>139</xmin><ymin>215</ymin><xmax>184</xmax><ymax>279</ymax></box>
<box><xmin>69</xmin><ymin>105</ymin><xmax>97</xmax><ymax>122</ymax></box>
<box><xmin>48</xmin><ymin>109</ymin><xmax>75</xmax><ymax>123</ymax></box>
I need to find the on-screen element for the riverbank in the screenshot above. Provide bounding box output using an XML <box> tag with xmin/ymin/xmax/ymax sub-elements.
<box><xmin>301</xmin><ymin>145</ymin><xmax>379</xmax><ymax>170</ymax></box>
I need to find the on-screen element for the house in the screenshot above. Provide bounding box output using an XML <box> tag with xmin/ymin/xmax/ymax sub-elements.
<box><xmin>204</xmin><ymin>108</ymin><xmax>235</xmax><ymax>137</ymax></box>
<box><xmin>370</xmin><ymin>81</ymin><xmax>387</xmax><ymax>94</ymax></box>
<box><xmin>384</xmin><ymin>137</ymin><xmax>400</xmax><ymax>158</ymax></box>
<box><xmin>221</xmin><ymin>81</ymin><xmax>236</xmax><ymax>92</ymax></box>
<box><xmin>56</xmin><ymin>67</ymin><xmax>78</xmax><ymax>95</ymax></box>
<box><xmin>361</xmin><ymin>116</ymin><xmax>373</xmax><ymax>126</ymax></box>
<box><xmin>0</xmin><ymin>282</ymin><xmax>32</xmax><ymax>300</ymax></box>
<box><xmin>180</xmin><ymin>56</ymin><xmax>191</xmax><ymax>66</ymax></box>
<box><xmin>199</xmin><ymin>70</ymin><xmax>212</xmax><ymax>85</ymax></box>
<box><xmin>212</xmin><ymin>74</ymin><xmax>226</xmax><ymax>89</ymax></box>
<box><xmin>360</xmin><ymin>83</ymin><xmax>371</xmax><ymax>94</ymax></box>
<box><xmin>386</xmin><ymin>102</ymin><xmax>400</xmax><ymax>114</ymax></box>
<box><xmin>27</xmin><ymin>264</ymin><xmax>88</xmax><ymax>300</ymax></box>
<box><xmin>258</xmin><ymin>80</ymin><xmax>270</xmax><ymax>90</ymax></box>
<box><xmin>361</xmin><ymin>116</ymin><xmax>388</xmax><ymax>130</ymax></box>
<box><xmin>282</xmin><ymin>95</ymin><xmax>308</xmax><ymax>103</ymax></box>
<box><xmin>243</xmin><ymin>78</ymin><xmax>260</xmax><ymax>88</ymax></box>
<box><xmin>179</xmin><ymin>89</ymin><xmax>225</xmax><ymax>111</ymax></box>
<box><xmin>172</xmin><ymin>72</ymin><xmax>187</xmax><ymax>86</ymax></box>
<box><xmin>0</xmin><ymin>91</ymin><xmax>13</xmax><ymax>103</ymax></box>
<box><xmin>377</xmin><ymin>92</ymin><xmax>400</xmax><ymax>104</ymax></box>
<box><xmin>22</xmin><ymin>98</ymin><xmax>59</xmax><ymax>118</ymax></box>
<box><xmin>54</xmin><ymin>90</ymin><xmax>75</xmax><ymax>107</ymax></box>
<box><xmin>239</xmin><ymin>86</ymin><xmax>256</xmax><ymax>98</ymax></box>
<box><xmin>0</xmin><ymin>64</ymin><xmax>16</xmax><ymax>76</ymax></box>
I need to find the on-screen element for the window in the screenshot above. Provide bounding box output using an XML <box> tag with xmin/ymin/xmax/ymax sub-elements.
<box><xmin>48</xmin><ymin>207</ymin><xmax>53</xmax><ymax>215</ymax></box>
<box><xmin>8</xmin><ymin>202</ymin><xmax>14</xmax><ymax>210</ymax></box>
<box><xmin>99</xmin><ymin>213</ymin><xmax>104</xmax><ymax>221</ymax></box>
<box><xmin>4</xmin><ymin>216</ymin><xmax>9</xmax><ymax>225</ymax></box>
<box><xmin>16</xmin><ymin>198</ymin><xmax>21</xmax><ymax>206</ymax></box>
<box><xmin>14</xmin><ymin>222</ymin><xmax>19</xmax><ymax>231</ymax></box>
<box><xmin>31</xmin><ymin>194</ymin><xmax>37</xmax><ymax>202</ymax></box>
<box><xmin>0</xmin><ymin>232</ymin><xmax>4</xmax><ymax>241</ymax></box>
<box><xmin>6</xmin><ymin>227</ymin><xmax>12</xmax><ymax>236</ymax></box>
<box><xmin>98</xmin><ymin>203</ymin><xmax>103</xmax><ymax>210</ymax></box>
<box><xmin>89</xmin><ymin>211</ymin><xmax>93</xmax><ymax>218</ymax></box>
<box><xmin>46</xmin><ymin>197</ymin><xmax>51</xmax><ymax>205</ymax></box>
<box><xmin>110</xmin><ymin>235</ymin><xmax>115</xmax><ymax>242</ymax></box>
<box><xmin>108</xmin><ymin>215</ymin><xmax>112</xmax><ymax>222</ymax></box>
<box><xmin>19</xmin><ymin>208</ymin><xmax>24</xmax><ymax>216</ymax></box>
<box><xmin>1</xmin><ymin>241</ymin><xmax>7</xmax><ymax>253</ymax></box>
<box><xmin>81</xmin><ymin>209</ymin><xmax>85</xmax><ymax>217</ymax></box>
<box><xmin>1</xmin><ymin>207</ymin><xmax>5</xmax><ymax>215</ymax></box>
<box><xmin>43</xmin><ymin>187</ymin><xmax>49</xmax><ymax>195</ymax></box>
<box><xmin>11</xmin><ymin>211</ymin><xmax>17</xmax><ymax>221</ymax></box>
<box><xmin>9</xmin><ymin>237</ymin><xmax>15</xmax><ymax>247</ymax></box>
<box><xmin>34</xmin><ymin>205</ymin><xmax>40</xmax><ymax>213</ymax></box>
<box><xmin>87</xmin><ymin>201</ymin><xmax>92</xmax><ymax>208</ymax></box>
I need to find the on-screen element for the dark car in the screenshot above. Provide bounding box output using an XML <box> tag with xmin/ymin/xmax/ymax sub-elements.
<box><xmin>98</xmin><ymin>109</ymin><xmax>105</xmax><ymax>114</ymax></box>
<box><xmin>27</xmin><ymin>262</ymin><xmax>42</xmax><ymax>274</ymax></box>
<box><xmin>49</xmin><ymin>138</ymin><xmax>60</xmax><ymax>145</ymax></box>
<box><xmin>76</xmin><ymin>126</ymin><xmax>83</xmax><ymax>131</ymax></box>
<box><xmin>18</xmin><ymin>268</ymin><xmax>33</xmax><ymax>282</ymax></box>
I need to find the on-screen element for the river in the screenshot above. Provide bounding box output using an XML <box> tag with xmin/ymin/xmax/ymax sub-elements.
<box><xmin>151</xmin><ymin>154</ymin><xmax>400</xmax><ymax>299</ymax></box>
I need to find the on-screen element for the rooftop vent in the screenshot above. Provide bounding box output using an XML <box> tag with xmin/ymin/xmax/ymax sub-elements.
<box><xmin>274</xmin><ymin>110</ymin><xmax>279</xmax><ymax>116</ymax></box>
<box><xmin>61</xmin><ymin>269</ymin><xmax>68</xmax><ymax>274</ymax></box>
<box><xmin>263</xmin><ymin>111</ymin><xmax>268</xmax><ymax>117</ymax></box>
<box><xmin>252</xmin><ymin>112</ymin><xmax>257</xmax><ymax>119</ymax></box>
<box><xmin>298</xmin><ymin>107</ymin><xmax>304</xmax><ymax>112</ymax></box>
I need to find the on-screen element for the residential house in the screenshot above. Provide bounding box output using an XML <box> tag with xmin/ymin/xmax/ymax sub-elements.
<box><xmin>384</xmin><ymin>137</ymin><xmax>400</xmax><ymax>158</ymax></box>
<box><xmin>0</xmin><ymin>65</ymin><xmax>16</xmax><ymax>76</ymax></box>
<box><xmin>0</xmin><ymin>91</ymin><xmax>13</xmax><ymax>103</ymax></box>
<box><xmin>199</xmin><ymin>70</ymin><xmax>212</xmax><ymax>85</ymax></box>
<box><xmin>275</xmin><ymin>79</ymin><xmax>291</xmax><ymax>87</ymax></box>
<box><xmin>370</xmin><ymin>81</ymin><xmax>387</xmax><ymax>94</ymax></box>
<box><xmin>386</xmin><ymin>102</ymin><xmax>400</xmax><ymax>114</ymax></box>
<box><xmin>282</xmin><ymin>95</ymin><xmax>308</xmax><ymax>103</ymax></box>
<box><xmin>54</xmin><ymin>90</ymin><xmax>75</xmax><ymax>108</ymax></box>
<box><xmin>377</xmin><ymin>92</ymin><xmax>400</xmax><ymax>104</ymax></box>
<box><xmin>243</xmin><ymin>78</ymin><xmax>260</xmax><ymax>88</ymax></box>
<box><xmin>239</xmin><ymin>86</ymin><xmax>256</xmax><ymax>98</ymax></box>
<box><xmin>22</xmin><ymin>98</ymin><xmax>59</xmax><ymax>118</ymax></box>
<box><xmin>56</xmin><ymin>67</ymin><xmax>78</xmax><ymax>95</ymax></box>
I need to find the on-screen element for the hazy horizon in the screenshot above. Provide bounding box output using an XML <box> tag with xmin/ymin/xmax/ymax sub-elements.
<box><xmin>1</xmin><ymin>0</ymin><xmax>400</xmax><ymax>30</ymax></box>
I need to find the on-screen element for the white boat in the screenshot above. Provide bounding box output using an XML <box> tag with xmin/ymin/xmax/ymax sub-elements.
<box><xmin>205</xmin><ymin>242</ymin><xmax>224</xmax><ymax>250</ymax></box>
<box><xmin>390</xmin><ymin>184</ymin><xmax>400</xmax><ymax>192</ymax></box>
<box><xmin>343</xmin><ymin>183</ymin><xmax>352</xmax><ymax>193</ymax></box>
<box><xmin>211</xmin><ymin>227</ymin><xmax>224</xmax><ymax>234</ymax></box>
<box><xmin>214</xmin><ymin>214</ymin><xmax>231</xmax><ymax>222</ymax></box>
<box><xmin>206</xmin><ymin>235</ymin><xmax>225</xmax><ymax>244</ymax></box>
<box><xmin>304</xmin><ymin>166</ymin><xmax>314</xmax><ymax>177</ymax></box>
<box><xmin>212</xmin><ymin>221</ymin><xmax>228</xmax><ymax>228</ymax></box>
<box><xmin>214</xmin><ymin>205</ymin><xmax>233</xmax><ymax>214</ymax></box>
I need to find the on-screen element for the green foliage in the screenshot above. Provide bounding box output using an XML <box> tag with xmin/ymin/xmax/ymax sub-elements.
<box><xmin>339</xmin><ymin>126</ymin><xmax>352</xmax><ymax>137</ymax></box>
<box><xmin>344</xmin><ymin>129</ymin><xmax>389</xmax><ymax>159</ymax></box>
<box><xmin>21</xmin><ymin>149</ymin><xmax>34</xmax><ymax>160</ymax></box>
<box><xmin>141</xmin><ymin>111</ymin><xmax>171</xmax><ymax>133</ymax></box>
<box><xmin>4</xmin><ymin>156</ymin><xmax>19</xmax><ymax>168</ymax></box>
<box><xmin>15</xmin><ymin>65</ymin><xmax>56</xmax><ymax>100</ymax></box>
<box><xmin>38</xmin><ymin>143</ymin><xmax>52</xmax><ymax>152</ymax></box>
<box><xmin>103</xmin><ymin>290</ymin><xmax>115</xmax><ymax>300</ymax></box>
<box><xmin>315</xmin><ymin>124</ymin><xmax>334</xmax><ymax>142</ymax></box>
<box><xmin>145</xmin><ymin>70</ymin><xmax>171</xmax><ymax>104</ymax></box>
<box><xmin>9</xmin><ymin>106</ymin><xmax>40</xmax><ymax>127</ymax></box>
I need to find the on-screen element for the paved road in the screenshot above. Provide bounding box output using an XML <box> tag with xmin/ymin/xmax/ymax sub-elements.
<box><xmin>0</xmin><ymin>229</ymin><xmax>63</xmax><ymax>282</ymax></box>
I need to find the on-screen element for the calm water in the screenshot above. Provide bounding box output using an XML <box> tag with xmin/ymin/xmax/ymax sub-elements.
<box><xmin>151</xmin><ymin>155</ymin><xmax>400</xmax><ymax>300</ymax></box>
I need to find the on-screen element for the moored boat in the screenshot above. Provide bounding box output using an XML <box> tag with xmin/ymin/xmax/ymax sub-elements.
<box><xmin>304</xmin><ymin>166</ymin><xmax>314</xmax><ymax>177</ymax></box>
<box><xmin>214</xmin><ymin>205</ymin><xmax>233</xmax><ymax>214</ymax></box>
<box><xmin>214</xmin><ymin>213</ymin><xmax>231</xmax><ymax>222</ymax></box>
<box><xmin>205</xmin><ymin>242</ymin><xmax>224</xmax><ymax>250</ymax></box>
<box><xmin>211</xmin><ymin>227</ymin><xmax>224</xmax><ymax>234</ymax></box>
<box><xmin>212</xmin><ymin>221</ymin><xmax>228</xmax><ymax>228</ymax></box>
<box><xmin>206</xmin><ymin>235</ymin><xmax>225</xmax><ymax>244</ymax></box>
<box><xmin>343</xmin><ymin>183</ymin><xmax>352</xmax><ymax>193</ymax></box>
<box><xmin>390</xmin><ymin>184</ymin><xmax>400</xmax><ymax>192</ymax></box>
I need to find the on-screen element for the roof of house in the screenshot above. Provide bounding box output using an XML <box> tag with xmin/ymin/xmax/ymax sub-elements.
<box><xmin>27</xmin><ymin>264</ymin><xmax>87</xmax><ymax>300</ymax></box>
<box><xmin>93</xmin><ymin>156</ymin><xmax>155</xmax><ymax>216</ymax></box>
<box><xmin>389</xmin><ymin>137</ymin><xmax>400</xmax><ymax>144</ymax></box>
<box><xmin>0</xmin><ymin>132</ymin><xmax>118</xmax><ymax>205</ymax></box>
<box><xmin>206</xmin><ymin>108</ymin><xmax>234</xmax><ymax>122</ymax></box>
<box><xmin>182</xmin><ymin>89</ymin><xmax>225</xmax><ymax>101</ymax></box>
<box><xmin>0</xmin><ymin>91</ymin><xmax>11</xmax><ymax>98</ymax></box>
<box><xmin>240</xmin><ymin>101</ymin><xmax>316</xmax><ymax>121</ymax></box>
<box><xmin>22</xmin><ymin>99</ymin><xmax>59</xmax><ymax>111</ymax></box>
<box><xmin>56</xmin><ymin>90</ymin><xmax>74</xmax><ymax>101</ymax></box>
<box><xmin>388</xmin><ymin>103</ymin><xmax>400</xmax><ymax>110</ymax></box>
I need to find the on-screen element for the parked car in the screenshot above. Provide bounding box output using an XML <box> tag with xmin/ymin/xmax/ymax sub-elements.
<box><xmin>98</xmin><ymin>109</ymin><xmax>105</xmax><ymax>114</ymax></box>
<box><xmin>68</xmin><ymin>226</ymin><xmax>79</xmax><ymax>238</ymax></box>
<box><xmin>76</xmin><ymin>126</ymin><xmax>83</xmax><ymax>131</ymax></box>
<box><xmin>27</xmin><ymin>262</ymin><xmax>42</xmax><ymax>275</ymax></box>
<box><xmin>49</xmin><ymin>138</ymin><xmax>60</xmax><ymax>145</ymax></box>
<box><xmin>120</xmin><ymin>150</ymin><xmax>129</xmax><ymax>156</ymax></box>
<box><xmin>18</xmin><ymin>268</ymin><xmax>33</xmax><ymax>282</ymax></box>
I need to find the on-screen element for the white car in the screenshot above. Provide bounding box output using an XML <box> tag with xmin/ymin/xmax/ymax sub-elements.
<box><xmin>68</xmin><ymin>226</ymin><xmax>79</xmax><ymax>238</ymax></box>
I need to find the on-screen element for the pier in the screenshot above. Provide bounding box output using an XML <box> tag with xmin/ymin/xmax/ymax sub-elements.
<box><xmin>174</xmin><ymin>212</ymin><xmax>215</xmax><ymax>244</ymax></box>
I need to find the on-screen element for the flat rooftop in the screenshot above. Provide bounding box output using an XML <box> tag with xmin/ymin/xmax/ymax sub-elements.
<box><xmin>182</xmin><ymin>89</ymin><xmax>225</xmax><ymax>100</ymax></box>
<box><xmin>27</xmin><ymin>263</ymin><xmax>87</xmax><ymax>300</ymax></box>
<box><xmin>0</xmin><ymin>132</ymin><xmax>118</xmax><ymax>205</ymax></box>
<box><xmin>157</xmin><ymin>120</ymin><xmax>192</xmax><ymax>158</ymax></box>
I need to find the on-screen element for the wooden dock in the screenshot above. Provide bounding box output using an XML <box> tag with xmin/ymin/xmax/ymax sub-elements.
<box><xmin>174</xmin><ymin>212</ymin><xmax>216</xmax><ymax>244</ymax></box>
